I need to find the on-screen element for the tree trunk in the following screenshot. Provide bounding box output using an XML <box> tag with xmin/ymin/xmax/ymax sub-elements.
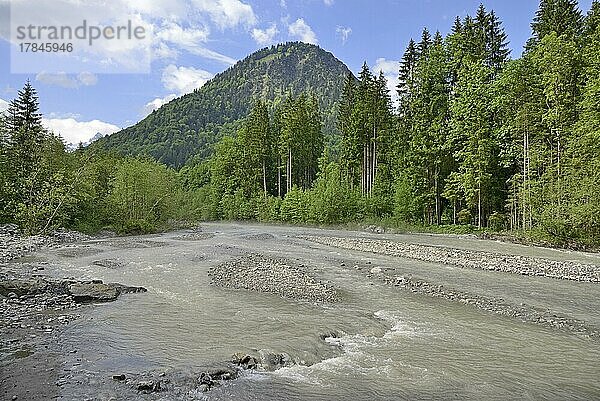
<box><xmin>478</xmin><ymin>178</ymin><xmax>482</xmax><ymax>229</ymax></box>
<box><xmin>262</xmin><ymin>160</ymin><xmax>267</xmax><ymax>198</ymax></box>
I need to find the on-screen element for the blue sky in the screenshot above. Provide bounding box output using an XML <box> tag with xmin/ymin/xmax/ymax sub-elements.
<box><xmin>0</xmin><ymin>0</ymin><xmax>594</xmax><ymax>144</ymax></box>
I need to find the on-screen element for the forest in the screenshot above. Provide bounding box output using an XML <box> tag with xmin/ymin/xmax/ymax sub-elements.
<box><xmin>1</xmin><ymin>0</ymin><xmax>599</xmax><ymax>247</ymax></box>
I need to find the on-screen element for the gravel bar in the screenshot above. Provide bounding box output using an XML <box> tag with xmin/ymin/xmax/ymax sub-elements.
<box><xmin>299</xmin><ymin>235</ymin><xmax>600</xmax><ymax>283</ymax></box>
<box><xmin>209</xmin><ymin>253</ymin><xmax>339</xmax><ymax>303</ymax></box>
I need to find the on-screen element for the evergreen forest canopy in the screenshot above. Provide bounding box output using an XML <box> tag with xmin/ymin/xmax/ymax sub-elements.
<box><xmin>95</xmin><ymin>42</ymin><xmax>353</xmax><ymax>168</ymax></box>
<box><xmin>1</xmin><ymin>0</ymin><xmax>600</xmax><ymax>248</ymax></box>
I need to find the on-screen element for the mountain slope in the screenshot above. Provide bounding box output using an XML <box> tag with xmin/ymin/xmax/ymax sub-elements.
<box><xmin>96</xmin><ymin>42</ymin><xmax>353</xmax><ymax>168</ymax></box>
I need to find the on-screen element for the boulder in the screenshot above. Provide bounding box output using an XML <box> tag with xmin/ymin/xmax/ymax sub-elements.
<box><xmin>0</xmin><ymin>278</ymin><xmax>47</xmax><ymax>297</ymax></box>
<box><xmin>232</xmin><ymin>353</ymin><xmax>258</xmax><ymax>369</ymax></box>
<box><xmin>68</xmin><ymin>283</ymin><xmax>119</xmax><ymax>303</ymax></box>
<box><xmin>68</xmin><ymin>282</ymin><xmax>147</xmax><ymax>303</ymax></box>
<box><xmin>137</xmin><ymin>380</ymin><xmax>161</xmax><ymax>393</ymax></box>
<box><xmin>108</xmin><ymin>283</ymin><xmax>147</xmax><ymax>295</ymax></box>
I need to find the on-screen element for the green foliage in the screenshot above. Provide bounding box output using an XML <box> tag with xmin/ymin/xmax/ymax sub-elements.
<box><xmin>279</xmin><ymin>187</ymin><xmax>310</xmax><ymax>224</ymax></box>
<box><xmin>308</xmin><ymin>162</ymin><xmax>362</xmax><ymax>223</ymax></box>
<box><xmin>3</xmin><ymin>1</ymin><xmax>600</xmax><ymax>248</ymax></box>
<box><xmin>96</xmin><ymin>42</ymin><xmax>352</xmax><ymax>168</ymax></box>
<box><xmin>108</xmin><ymin>157</ymin><xmax>180</xmax><ymax>233</ymax></box>
<box><xmin>488</xmin><ymin>212</ymin><xmax>506</xmax><ymax>231</ymax></box>
<box><xmin>458</xmin><ymin>209</ymin><xmax>473</xmax><ymax>226</ymax></box>
<box><xmin>393</xmin><ymin>175</ymin><xmax>421</xmax><ymax>223</ymax></box>
<box><xmin>255</xmin><ymin>196</ymin><xmax>281</xmax><ymax>222</ymax></box>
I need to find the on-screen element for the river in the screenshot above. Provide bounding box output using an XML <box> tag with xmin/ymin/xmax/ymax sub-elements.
<box><xmin>27</xmin><ymin>223</ymin><xmax>600</xmax><ymax>400</ymax></box>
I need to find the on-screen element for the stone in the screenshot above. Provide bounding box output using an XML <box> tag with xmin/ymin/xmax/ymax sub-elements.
<box><xmin>0</xmin><ymin>279</ymin><xmax>47</xmax><ymax>297</ymax></box>
<box><xmin>137</xmin><ymin>380</ymin><xmax>161</xmax><ymax>392</ymax></box>
<box><xmin>68</xmin><ymin>283</ymin><xmax>119</xmax><ymax>303</ymax></box>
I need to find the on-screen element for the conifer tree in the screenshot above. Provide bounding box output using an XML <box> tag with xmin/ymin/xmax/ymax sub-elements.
<box><xmin>530</xmin><ymin>0</ymin><xmax>583</xmax><ymax>43</ymax></box>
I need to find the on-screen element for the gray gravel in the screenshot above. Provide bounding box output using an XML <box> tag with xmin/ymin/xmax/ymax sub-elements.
<box><xmin>300</xmin><ymin>235</ymin><xmax>600</xmax><ymax>282</ymax></box>
<box><xmin>378</xmin><ymin>273</ymin><xmax>600</xmax><ymax>338</ymax></box>
<box><xmin>0</xmin><ymin>224</ymin><xmax>91</xmax><ymax>263</ymax></box>
<box><xmin>209</xmin><ymin>253</ymin><xmax>339</xmax><ymax>303</ymax></box>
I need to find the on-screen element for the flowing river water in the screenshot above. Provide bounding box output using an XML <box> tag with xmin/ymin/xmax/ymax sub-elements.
<box><xmin>23</xmin><ymin>223</ymin><xmax>600</xmax><ymax>400</ymax></box>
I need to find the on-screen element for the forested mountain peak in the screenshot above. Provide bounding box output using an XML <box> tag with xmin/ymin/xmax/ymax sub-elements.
<box><xmin>96</xmin><ymin>42</ymin><xmax>353</xmax><ymax>168</ymax></box>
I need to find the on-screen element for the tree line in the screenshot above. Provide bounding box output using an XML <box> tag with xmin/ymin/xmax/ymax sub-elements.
<box><xmin>0</xmin><ymin>82</ymin><xmax>183</xmax><ymax>234</ymax></box>
<box><xmin>191</xmin><ymin>0</ymin><xmax>600</xmax><ymax>246</ymax></box>
<box><xmin>1</xmin><ymin>0</ymin><xmax>599</xmax><ymax>247</ymax></box>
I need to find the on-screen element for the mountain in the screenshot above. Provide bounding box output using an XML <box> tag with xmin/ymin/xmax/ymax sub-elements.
<box><xmin>96</xmin><ymin>42</ymin><xmax>354</xmax><ymax>168</ymax></box>
<box><xmin>66</xmin><ymin>132</ymin><xmax>106</xmax><ymax>151</ymax></box>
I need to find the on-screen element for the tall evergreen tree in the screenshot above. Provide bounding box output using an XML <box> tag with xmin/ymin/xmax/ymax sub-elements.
<box><xmin>397</xmin><ymin>39</ymin><xmax>418</xmax><ymax>115</ymax></box>
<box><xmin>4</xmin><ymin>81</ymin><xmax>46</xmax><ymax>177</ymax></box>
<box><xmin>417</xmin><ymin>28</ymin><xmax>432</xmax><ymax>57</ymax></box>
<box><xmin>530</xmin><ymin>0</ymin><xmax>583</xmax><ymax>43</ymax></box>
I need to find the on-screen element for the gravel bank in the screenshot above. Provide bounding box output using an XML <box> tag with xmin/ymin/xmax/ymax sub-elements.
<box><xmin>0</xmin><ymin>225</ymin><xmax>148</xmax><ymax>400</ymax></box>
<box><xmin>300</xmin><ymin>235</ymin><xmax>600</xmax><ymax>282</ymax></box>
<box><xmin>209</xmin><ymin>253</ymin><xmax>339</xmax><ymax>303</ymax></box>
<box><xmin>0</xmin><ymin>224</ymin><xmax>90</xmax><ymax>263</ymax></box>
<box><xmin>382</xmin><ymin>273</ymin><xmax>599</xmax><ymax>338</ymax></box>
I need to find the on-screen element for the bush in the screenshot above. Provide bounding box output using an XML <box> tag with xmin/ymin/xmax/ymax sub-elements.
<box><xmin>280</xmin><ymin>187</ymin><xmax>310</xmax><ymax>223</ymax></box>
<box><xmin>108</xmin><ymin>157</ymin><xmax>179</xmax><ymax>233</ymax></box>
<box><xmin>393</xmin><ymin>176</ymin><xmax>421</xmax><ymax>223</ymax></box>
<box><xmin>457</xmin><ymin>209</ymin><xmax>472</xmax><ymax>225</ymax></box>
<box><xmin>255</xmin><ymin>196</ymin><xmax>281</xmax><ymax>221</ymax></box>
<box><xmin>308</xmin><ymin>163</ymin><xmax>361</xmax><ymax>224</ymax></box>
<box><xmin>488</xmin><ymin>212</ymin><xmax>506</xmax><ymax>231</ymax></box>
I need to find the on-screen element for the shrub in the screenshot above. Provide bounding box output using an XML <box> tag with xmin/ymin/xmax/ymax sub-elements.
<box><xmin>457</xmin><ymin>209</ymin><xmax>472</xmax><ymax>225</ymax></box>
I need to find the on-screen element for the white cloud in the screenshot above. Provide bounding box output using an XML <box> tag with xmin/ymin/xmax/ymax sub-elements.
<box><xmin>156</xmin><ymin>22</ymin><xmax>210</xmax><ymax>46</ymax></box>
<box><xmin>35</xmin><ymin>72</ymin><xmax>99</xmax><ymax>88</ymax></box>
<box><xmin>252</xmin><ymin>24</ymin><xmax>279</xmax><ymax>46</ymax></box>
<box><xmin>288</xmin><ymin>18</ymin><xmax>318</xmax><ymax>44</ymax></box>
<box><xmin>373</xmin><ymin>58</ymin><xmax>400</xmax><ymax>106</ymax></box>
<box><xmin>162</xmin><ymin>64</ymin><xmax>214</xmax><ymax>95</ymax></box>
<box><xmin>77</xmin><ymin>72</ymin><xmax>98</xmax><ymax>86</ymax></box>
<box><xmin>0</xmin><ymin>98</ymin><xmax>8</xmax><ymax>113</ymax></box>
<box><xmin>140</xmin><ymin>64</ymin><xmax>213</xmax><ymax>117</ymax></box>
<box><xmin>141</xmin><ymin>94</ymin><xmax>178</xmax><ymax>117</ymax></box>
<box><xmin>191</xmin><ymin>0</ymin><xmax>257</xmax><ymax>29</ymax></box>
<box><xmin>42</xmin><ymin>118</ymin><xmax>120</xmax><ymax>145</ymax></box>
<box><xmin>155</xmin><ymin>22</ymin><xmax>236</xmax><ymax>65</ymax></box>
<box><xmin>373</xmin><ymin>58</ymin><xmax>400</xmax><ymax>75</ymax></box>
<box><xmin>324</xmin><ymin>0</ymin><xmax>334</xmax><ymax>5</ymax></box>
<box><xmin>280</xmin><ymin>0</ymin><xmax>287</xmax><ymax>8</ymax></box>
<box><xmin>4</xmin><ymin>0</ymin><xmax>252</xmax><ymax>71</ymax></box>
<box><xmin>35</xmin><ymin>72</ymin><xmax>79</xmax><ymax>89</ymax></box>
<box><xmin>336</xmin><ymin>26</ymin><xmax>352</xmax><ymax>44</ymax></box>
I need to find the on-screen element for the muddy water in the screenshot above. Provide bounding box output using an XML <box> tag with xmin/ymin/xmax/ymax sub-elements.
<box><xmin>34</xmin><ymin>223</ymin><xmax>600</xmax><ymax>400</ymax></box>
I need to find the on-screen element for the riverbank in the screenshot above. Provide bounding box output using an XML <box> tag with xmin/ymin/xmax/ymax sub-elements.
<box><xmin>0</xmin><ymin>225</ymin><xmax>148</xmax><ymax>401</ymax></box>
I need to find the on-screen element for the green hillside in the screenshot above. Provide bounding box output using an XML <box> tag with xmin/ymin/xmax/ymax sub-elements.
<box><xmin>96</xmin><ymin>42</ymin><xmax>353</xmax><ymax>168</ymax></box>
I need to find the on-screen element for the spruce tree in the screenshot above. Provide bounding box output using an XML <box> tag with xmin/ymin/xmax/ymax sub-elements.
<box><xmin>4</xmin><ymin>81</ymin><xmax>46</xmax><ymax>176</ymax></box>
<box><xmin>397</xmin><ymin>39</ymin><xmax>418</xmax><ymax>114</ymax></box>
<box><xmin>486</xmin><ymin>10</ymin><xmax>510</xmax><ymax>71</ymax></box>
<box><xmin>417</xmin><ymin>28</ymin><xmax>432</xmax><ymax>58</ymax></box>
<box><xmin>530</xmin><ymin>0</ymin><xmax>583</xmax><ymax>43</ymax></box>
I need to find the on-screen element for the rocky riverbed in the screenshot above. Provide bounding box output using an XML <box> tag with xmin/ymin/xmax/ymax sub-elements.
<box><xmin>0</xmin><ymin>224</ymin><xmax>91</xmax><ymax>263</ymax></box>
<box><xmin>209</xmin><ymin>253</ymin><xmax>339</xmax><ymax>303</ymax></box>
<box><xmin>357</xmin><ymin>265</ymin><xmax>599</xmax><ymax>338</ymax></box>
<box><xmin>0</xmin><ymin>225</ymin><xmax>148</xmax><ymax>401</ymax></box>
<box><xmin>300</xmin><ymin>235</ymin><xmax>600</xmax><ymax>282</ymax></box>
<box><xmin>3</xmin><ymin>223</ymin><xmax>600</xmax><ymax>400</ymax></box>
